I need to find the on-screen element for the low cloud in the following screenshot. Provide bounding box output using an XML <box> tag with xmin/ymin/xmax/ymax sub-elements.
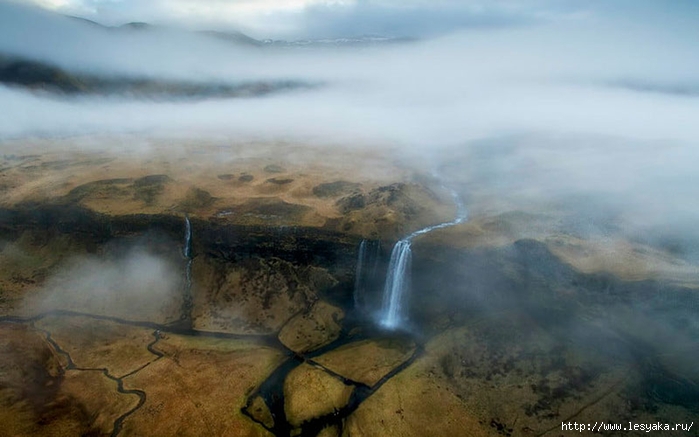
<box><xmin>26</xmin><ymin>247</ymin><xmax>182</xmax><ymax>323</ymax></box>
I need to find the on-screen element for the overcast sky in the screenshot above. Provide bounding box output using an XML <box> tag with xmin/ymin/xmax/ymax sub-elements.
<box><xmin>12</xmin><ymin>0</ymin><xmax>697</xmax><ymax>39</ymax></box>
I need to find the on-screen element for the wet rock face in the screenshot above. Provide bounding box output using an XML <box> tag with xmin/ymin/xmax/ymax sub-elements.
<box><xmin>196</xmin><ymin>219</ymin><xmax>358</xmax><ymax>276</ymax></box>
<box><xmin>192</xmin><ymin>256</ymin><xmax>318</xmax><ymax>334</ymax></box>
<box><xmin>0</xmin><ymin>203</ymin><xmax>358</xmax><ymax>326</ymax></box>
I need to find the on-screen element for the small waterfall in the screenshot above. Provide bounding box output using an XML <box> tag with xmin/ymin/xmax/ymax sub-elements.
<box><xmin>379</xmin><ymin>185</ymin><xmax>467</xmax><ymax>329</ymax></box>
<box><xmin>182</xmin><ymin>215</ymin><xmax>193</xmax><ymax>322</ymax></box>
<box><xmin>354</xmin><ymin>240</ymin><xmax>367</xmax><ymax>309</ymax></box>
<box><xmin>183</xmin><ymin>215</ymin><xmax>192</xmax><ymax>259</ymax></box>
<box><xmin>354</xmin><ymin>239</ymin><xmax>381</xmax><ymax>311</ymax></box>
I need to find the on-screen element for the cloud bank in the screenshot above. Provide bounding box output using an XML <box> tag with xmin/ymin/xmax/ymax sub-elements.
<box><xmin>1</xmin><ymin>0</ymin><xmax>699</xmax><ymax>259</ymax></box>
<box><xmin>27</xmin><ymin>247</ymin><xmax>182</xmax><ymax>323</ymax></box>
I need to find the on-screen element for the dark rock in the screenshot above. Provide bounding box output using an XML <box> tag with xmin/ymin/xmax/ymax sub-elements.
<box><xmin>179</xmin><ymin>187</ymin><xmax>215</xmax><ymax>211</ymax></box>
<box><xmin>266</xmin><ymin>178</ymin><xmax>294</xmax><ymax>185</ymax></box>
<box><xmin>336</xmin><ymin>193</ymin><xmax>366</xmax><ymax>214</ymax></box>
<box><xmin>264</xmin><ymin>164</ymin><xmax>286</xmax><ymax>173</ymax></box>
<box><xmin>133</xmin><ymin>175</ymin><xmax>171</xmax><ymax>205</ymax></box>
<box><xmin>64</xmin><ymin>178</ymin><xmax>133</xmax><ymax>203</ymax></box>
<box><xmin>312</xmin><ymin>181</ymin><xmax>360</xmax><ymax>198</ymax></box>
<box><xmin>133</xmin><ymin>174</ymin><xmax>171</xmax><ymax>187</ymax></box>
<box><xmin>232</xmin><ymin>198</ymin><xmax>310</xmax><ymax>224</ymax></box>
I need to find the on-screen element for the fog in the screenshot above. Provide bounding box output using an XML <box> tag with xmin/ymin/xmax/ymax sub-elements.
<box><xmin>25</xmin><ymin>245</ymin><xmax>182</xmax><ymax>323</ymax></box>
<box><xmin>1</xmin><ymin>0</ymin><xmax>699</xmax><ymax>256</ymax></box>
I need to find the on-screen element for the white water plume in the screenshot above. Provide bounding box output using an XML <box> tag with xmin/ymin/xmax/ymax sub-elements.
<box><xmin>355</xmin><ymin>239</ymin><xmax>367</xmax><ymax>310</ymax></box>
<box><xmin>380</xmin><ymin>239</ymin><xmax>412</xmax><ymax>329</ymax></box>
<box><xmin>183</xmin><ymin>215</ymin><xmax>193</xmax><ymax>296</ymax></box>
<box><xmin>380</xmin><ymin>186</ymin><xmax>467</xmax><ymax>329</ymax></box>
<box><xmin>183</xmin><ymin>215</ymin><xmax>192</xmax><ymax>259</ymax></box>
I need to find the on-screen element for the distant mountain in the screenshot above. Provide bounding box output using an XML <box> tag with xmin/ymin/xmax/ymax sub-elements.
<box><xmin>607</xmin><ymin>78</ymin><xmax>699</xmax><ymax>97</ymax></box>
<box><xmin>66</xmin><ymin>15</ymin><xmax>412</xmax><ymax>49</ymax></box>
<box><xmin>0</xmin><ymin>55</ymin><xmax>316</xmax><ymax>99</ymax></box>
<box><xmin>198</xmin><ymin>30</ymin><xmax>265</xmax><ymax>47</ymax></box>
<box><xmin>66</xmin><ymin>16</ymin><xmax>265</xmax><ymax>47</ymax></box>
<box><xmin>66</xmin><ymin>15</ymin><xmax>105</xmax><ymax>28</ymax></box>
<box><xmin>119</xmin><ymin>21</ymin><xmax>152</xmax><ymax>30</ymax></box>
<box><xmin>66</xmin><ymin>16</ymin><xmax>263</xmax><ymax>46</ymax></box>
<box><xmin>262</xmin><ymin>35</ymin><xmax>415</xmax><ymax>48</ymax></box>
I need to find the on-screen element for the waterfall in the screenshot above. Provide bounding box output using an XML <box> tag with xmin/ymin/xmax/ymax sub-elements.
<box><xmin>354</xmin><ymin>240</ymin><xmax>367</xmax><ymax>310</ymax></box>
<box><xmin>354</xmin><ymin>239</ymin><xmax>381</xmax><ymax>311</ymax></box>
<box><xmin>380</xmin><ymin>239</ymin><xmax>412</xmax><ymax>328</ymax></box>
<box><xmin>379</xmin><ymin>185</ymin><xmax>467</xmax><ymax>329</ymax></box>
<box><xmin>183</xmin><ymin>215</ymin><xmax>192</xmax><ymax>259</ymax></box>
<box><xmin>182</xmin><ymin>215</ymin><xmax>193</xmax><ymax>321</ymax></box>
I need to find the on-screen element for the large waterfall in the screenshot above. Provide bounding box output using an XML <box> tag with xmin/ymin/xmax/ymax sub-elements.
<box><xmin>380</xmin><ymin>239</ymin><xmax>413</xmax><ymax>328</ymax></box>
<box><xmin>379</xmin><ymin>186</ymin><xmax>467</xmax><ymax>329</ymax></box>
